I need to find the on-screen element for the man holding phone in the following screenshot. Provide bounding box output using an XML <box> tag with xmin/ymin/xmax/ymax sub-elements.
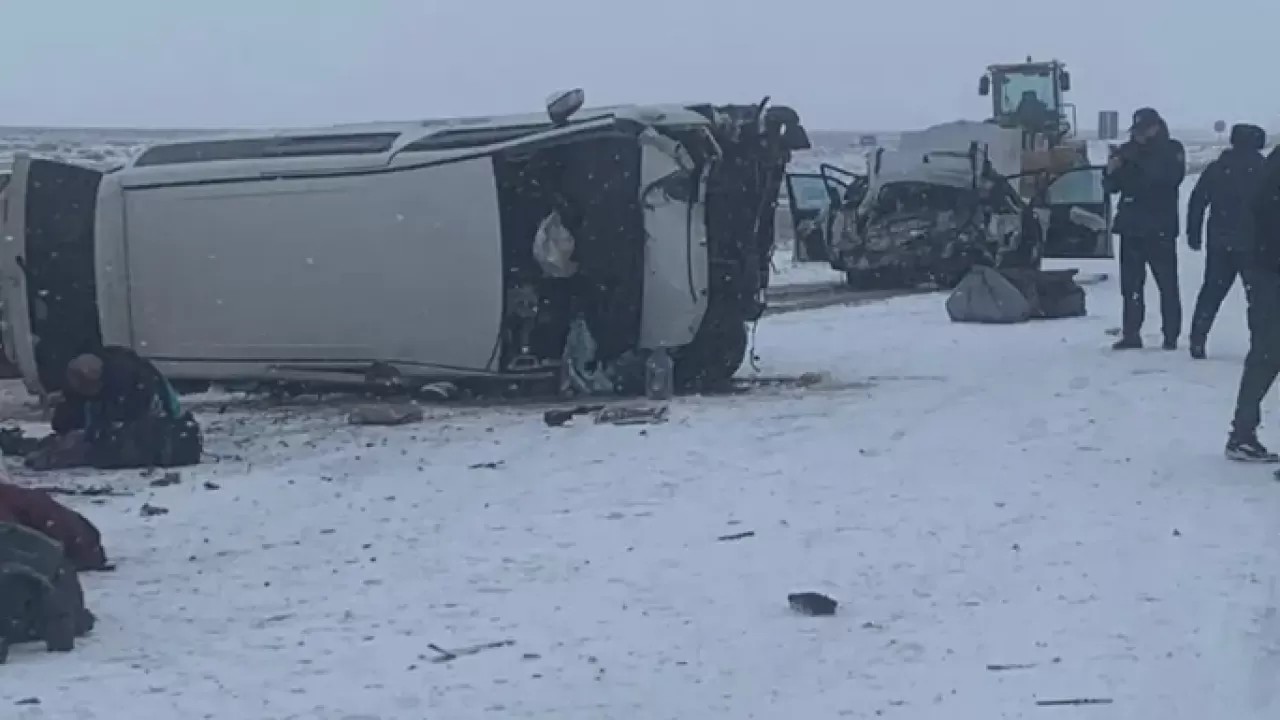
<box><xmin>1103</xmin><ymin>107</ymin><xmax>1187</xmax><ymax>350</ymax></box>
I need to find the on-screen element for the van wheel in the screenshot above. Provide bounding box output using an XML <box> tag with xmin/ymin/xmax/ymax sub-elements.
<box><xmin>674</xmin><ymin>321</ymin><xmax>749</xmax><ymax>392</ymax></box>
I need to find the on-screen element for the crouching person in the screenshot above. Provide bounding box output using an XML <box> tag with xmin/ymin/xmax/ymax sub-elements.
<box><xmin>26</xmin><ymin>346</ymin><xmax>202</xmax><ymax>471</ymax></box>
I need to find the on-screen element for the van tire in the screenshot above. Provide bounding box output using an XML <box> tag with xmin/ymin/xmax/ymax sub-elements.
<box><xmin>674</xmin><ymin>320</ymin><xmax>749</xmax><ymax>391</ymax></box>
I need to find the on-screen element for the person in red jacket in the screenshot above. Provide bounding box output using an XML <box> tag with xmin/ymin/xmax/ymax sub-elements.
<box><xmin>0</xmin><ymin>471</ymin><xmax>109</xmax><ymax>572</ymax></box>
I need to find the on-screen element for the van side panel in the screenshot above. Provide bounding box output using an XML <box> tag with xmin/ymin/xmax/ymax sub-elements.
<box><xmin>120</xmin><ymin>157</ymin><xmax>504</xmax><ymax>374</ymax></box>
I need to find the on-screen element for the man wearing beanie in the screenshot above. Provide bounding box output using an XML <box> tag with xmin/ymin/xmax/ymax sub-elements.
<box><xmin>1103</xmin><ymin>107</ymin><xmax>1187</xmax><ymax>350</ymax></box>
<box><xmin>1186</xmin><ymin>123</ymin><xmax>1267</xmax><ymax>359</ymax></box>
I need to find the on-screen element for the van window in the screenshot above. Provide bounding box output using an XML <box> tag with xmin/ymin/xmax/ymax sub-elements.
<box><xmin>134</xmin><ymin>132</ymin><xmax>400</xmax><ymax>167</ymax></box>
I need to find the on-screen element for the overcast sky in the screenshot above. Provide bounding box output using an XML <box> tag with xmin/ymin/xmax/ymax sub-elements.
<box><xmin>0</xmin><ymin>0</ymin><xmax>1272</xmax><ymax>131</ymax></box>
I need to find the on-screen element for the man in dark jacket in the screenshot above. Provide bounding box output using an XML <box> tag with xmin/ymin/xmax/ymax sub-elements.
<box><xmin>1227</xmin><ymin>143</ymin><xmax>1280</xmax><ymax>463</ymax></box>
<box><xmin>1186</xmin><ymin>124</ymin><xmax>1268</xmax><ymax>359</ymax></box>
<box><xmin>1103</xmin><ymin>107</ymin><xmax>1187</xmax><ymax>350</ymax></box>
<box><xmin>28</xmin><ymin>346</ymin><xmax>202</xmax><ymax>470</ymax></box>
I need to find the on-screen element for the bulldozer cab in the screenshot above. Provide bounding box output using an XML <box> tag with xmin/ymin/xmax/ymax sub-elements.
<box><xmin>979</xmin><ymin>60</ymin><xmax>1072</xmax><ymax>147</ymax></box>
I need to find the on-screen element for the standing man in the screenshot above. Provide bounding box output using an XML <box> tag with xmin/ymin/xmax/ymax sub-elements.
<box><xmin>1226</xmin><ymin>139</ymin><xmax>1280</xmax><ymax>463</ymax></box>
<box><xmin>1186</xmin><ymin>124</ymin><xmax>1268</xmax><ymax>359</ymax></box>
<box><xmin>1103</xmin><ymin>107</ymin><xmax>1187</xmax><ymax>350</ymax></box>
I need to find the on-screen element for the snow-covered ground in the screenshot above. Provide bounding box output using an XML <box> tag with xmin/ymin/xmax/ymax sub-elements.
<box><xmin>4</xmin><ymin>125</ymin><xmax>1277</xmax><ymax>717</ymax></box>
<box><xmin>7</xmin><ymin>178</ymin><xmax>1280</xmax><ymax>718</ymax></box>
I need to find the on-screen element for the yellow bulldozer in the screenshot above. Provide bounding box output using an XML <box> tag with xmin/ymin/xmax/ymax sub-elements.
<box><xmin>978</xmin><ymin>57</ymin><xmax>1113</xmax><ymax>259</ymax></box>
<box><xmin>979</xmin><ymin>58</ymin><xmax>1091</xmax><ymax>193</ymax></box>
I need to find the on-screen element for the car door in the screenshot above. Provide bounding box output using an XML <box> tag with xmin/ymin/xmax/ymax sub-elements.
<box><xmin>778</xmin><ymin>169</ymin><xmax>849</xmax><ymax>262</ymax></box>
<box><xmin>1035</xmin><ymin>165</ymin><xmax>1114</xmax><ymax>259</ymax></box>
<box><xmin>0</xmin><ymin>155</ymin><xmax>104</xmax><ymax>396</ymax></box>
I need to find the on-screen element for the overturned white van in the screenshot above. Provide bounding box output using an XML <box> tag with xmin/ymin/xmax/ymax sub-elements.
<box><xmin>0</xmin><ymin>95</ymin><xmax>808</xmax><ymax>397</ymax></box>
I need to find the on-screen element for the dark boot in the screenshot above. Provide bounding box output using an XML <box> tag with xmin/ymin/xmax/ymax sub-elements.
<box><xmin>1112</xmin><ymin>336</ymin><xmax>1142</xmax><ymax>350</ymax></box>
<box><xmin>1162</xmin><ymin>336</ymin><xmax>1178</xmax><ymax>351</ymax></box>
<box><xmin>1190</xmin><ymin>340</ymin><xmax>1207</xmax><ymax>359</ymax></box>
<box><xmin>1226</xmin><ymin>432</ymin><xmax>1280</xmax><ymax>463</ymax></box>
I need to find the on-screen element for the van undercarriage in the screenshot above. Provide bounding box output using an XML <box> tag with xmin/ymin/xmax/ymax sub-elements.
<box><xmin>1</xmin><ymin>101</ymin><xmax>808</xmax><ymax>399</ymax></box>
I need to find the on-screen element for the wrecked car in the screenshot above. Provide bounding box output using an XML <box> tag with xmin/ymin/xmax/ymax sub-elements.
<box><xmin>843</xmin><ymin>147</ymin><xmax>1042</xmax><ymax>288</ymax></box>
<box><xmin>0</xmin><ymin>92</ymin><xmax>807</xmax><ymax>398</ymax></box>
<box><xmin>788</xmin><ymin>152</ymin><xmax>1110</xmax><ymax>290</ymax></box>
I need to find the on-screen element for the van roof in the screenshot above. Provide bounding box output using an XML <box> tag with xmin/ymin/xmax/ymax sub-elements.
<box><xmin>128</xmin><ymin>103</ymin><xmax>713</xmax><ymax>168</ymax></box>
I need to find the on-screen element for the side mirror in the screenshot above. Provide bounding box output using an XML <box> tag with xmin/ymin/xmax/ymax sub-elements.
<box><xmin>546</xmin><ymin>89</ymin><xmax>585</xmax><ymax>126</ymax></box>
<box><xmin>1059</xmin><ymin>71</ymin><xmax>1071</xmax><ymax>92</ymax></box>
<box><xmin>978</xmin><ymin>75</ymin><xmax>990</xmax><ymax>96</ymax></box>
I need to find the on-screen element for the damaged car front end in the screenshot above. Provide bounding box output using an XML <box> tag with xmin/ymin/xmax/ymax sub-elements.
<box><xmin>830</xmin><ymin>147</ymin><xmax>1040</xmax><ymax>288</ymax></box>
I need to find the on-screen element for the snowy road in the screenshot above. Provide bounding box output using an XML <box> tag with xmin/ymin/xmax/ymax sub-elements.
<box><xmin>6</xmin><ymin>246</ymin><xmax>1280</xmax><ymax>718</ymax></box>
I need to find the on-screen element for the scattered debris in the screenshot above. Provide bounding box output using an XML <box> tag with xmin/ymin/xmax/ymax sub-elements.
<box><xmin>788</xmin><ymin>592</ymin><xmax>838</xmax><ymax>616</ymax></box>
<box><xmin>986</xmin><ymin>662</ymin><xmax>1037</xmax><ymax>671</ymax></box>
<box><xmin>203</xmin><ymin>481</ymin><xmax>221</xmax><ymax>491</ymax></box>
<box><xmin>139</xmin><ymin>503</ymin><xmax>169</xmax><ymax>518</ymax></box>
<box><xmin>348</xmin><ymin>403</ymin><xmax>425</xmax><ymax>427</ymax></box>
<box><xmin>796</xmin><ymin>371</ymin><xmax>828</xmax><ymax>387</ymax></box>
<box><xmin>1035</xmin><ymin>698</ymin><xmax>1113</xmax><ymax>707</ymax></box>
<box><xmin>252</xmin><ymin>612</ymin><xmax>296</xmax><ymax>629</ymax></box>
<box><xmin>14</xmin><ymin>697</ymin><xmax>40</xmax><ymax>706</ymax></box>
<box><xmin>416</xmin><ymin>381</ymin><xmax>458</xmax><ymax>402</ymax></box>
<box><xmin>468</xmin><ymin>461</ymin><xmax>504</xmax><ymax>470</ymax></box>
<box><xmin>596</xmin><ymin>404</ymin><xmax>668</xmax><ymax>426</ymax></box>
<box><xmin>149</xmin><ymin>471</ymin><xmax>182</xmax><ymax>488</ymax></box>
<box><xmin>426</xmin><ymin>639</ymin><xmax>515</xmax><ymax>663</ymax></box>
<box><xmin>32</xmin><ymin>485</ymin><xmax>131</xmax><ymax>498</ymax></box>
<box><xmin>717</xmin><ymin>530</ymin><xmax>756</xmax><ymax>542</ymax></box>
<box><xmin>543</xmin><ymin>405</ymin><xmax>604</xmax><ymax>428</ymax></box>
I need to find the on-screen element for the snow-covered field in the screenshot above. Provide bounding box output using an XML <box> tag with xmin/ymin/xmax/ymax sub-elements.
<box><xmin>5</xmin><ymin>165</ymin><xmax>1280</xmax><ymax>718</ymax></box>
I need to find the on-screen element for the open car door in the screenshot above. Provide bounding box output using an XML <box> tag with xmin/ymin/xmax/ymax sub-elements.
<box><xmin>1034</xmin><ymin>164</ymin><xmax>1114</xmax><ymax>259</ymax></box>
<box><xmin>0</xmin><ymin>154</ymin><xmax>104</xmax><ymax>396</ymax></box>
<box><xmin>783</xmin><ymin>163</ymin><xmax>865</xmax><ymax>264</ymax></box>
<box><xmin>784</xmin><ymin>172</ymin><xmax>840</xmax><ymax>263</ymax></box>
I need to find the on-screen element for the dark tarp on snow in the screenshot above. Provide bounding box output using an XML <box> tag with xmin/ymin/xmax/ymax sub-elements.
<box><xmin>945</xmin><ymin>266</ymin><xmax>1032</xmax><ymax>324</ymax></box>
<box><xmin>999</xmin><ymin>268</ymin><xmax>1088</xmax><ymax>320</ymax></box>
